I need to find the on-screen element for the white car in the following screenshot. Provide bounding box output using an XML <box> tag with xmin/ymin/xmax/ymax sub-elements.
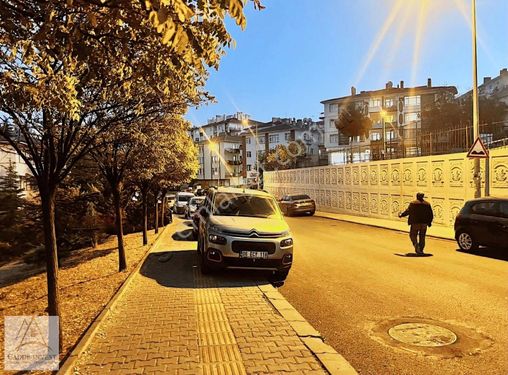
<box><xmin>173</xmin><ymin>192</ymin><xmax>195</xmax><ymax>214</ymax></box>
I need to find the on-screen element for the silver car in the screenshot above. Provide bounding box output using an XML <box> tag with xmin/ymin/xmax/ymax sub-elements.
<box><xmin>197</xmin><ymin>187</ymin><xmax>293</xmax><ymax>280</ymax></box>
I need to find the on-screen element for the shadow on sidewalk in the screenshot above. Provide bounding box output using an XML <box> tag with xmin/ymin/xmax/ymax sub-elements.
<box><xmin>172</xmin><ymin>229</ymin><xmax>196</xmax><ymax>242</ymax></box>
<box><xmin>140</xmin><ymin>250</ymin><xmax>271</xmax><ymax>288</ymax></box>
<box><xmin>394</xmin><ymin>253</ymin><xmax>434</xmax><ymax>257</ymax></box>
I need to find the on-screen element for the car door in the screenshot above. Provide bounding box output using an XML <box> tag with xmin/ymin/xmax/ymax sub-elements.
<box><xmin>470</xmin><ymin>201</ymin><xmax>500</xmax><ymax>247</ymax></box>
<box><xmin>494</xmin><ymin>202</ymin><xmax>508</xmax><ymax>248</ymax></box>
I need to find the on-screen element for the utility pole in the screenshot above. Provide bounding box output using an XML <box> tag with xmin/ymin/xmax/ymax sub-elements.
<box><xmin>256</xmin><ymin>123</ymin><xmax>259</xmax><ymax>189</ymax></box>
<box><xmin>472</xmin><ymin>0</ymin><xmax>481</xmax><ymax>198</ymax></box>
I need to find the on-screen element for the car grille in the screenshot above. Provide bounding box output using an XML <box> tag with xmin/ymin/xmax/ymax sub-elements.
<box><xmin>222</xmin><ymin>230</ymin><xmax>284</xmax><ymax>239</ymax></box>
<box><xmin>231</xmin><ymin>241</ymin><xmax>277</xmax><ymax>254</ymax></box>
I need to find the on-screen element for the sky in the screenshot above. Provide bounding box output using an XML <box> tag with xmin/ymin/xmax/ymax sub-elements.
<box><xmin>186</xmin><ymin>0</ymin><xmax>508</xmax><ymax>126</ymax></box>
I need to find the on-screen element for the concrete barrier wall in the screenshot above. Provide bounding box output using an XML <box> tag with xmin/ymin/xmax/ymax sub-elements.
<box><xmin>265</xmin><ymin>147</ymin><xmax>508</xmax><ymax>228</ymax></box>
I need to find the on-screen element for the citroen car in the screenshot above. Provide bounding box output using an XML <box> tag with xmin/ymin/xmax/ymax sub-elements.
<box><xmin>197</xmin><ymin>187</ymin><xmax>293</xmax><ymax>280</ymax></box>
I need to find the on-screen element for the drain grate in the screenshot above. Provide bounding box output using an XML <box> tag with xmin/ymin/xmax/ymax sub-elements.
<box><xmin>388</xmin><ymin>323</ymin><xmax>457</xmax><ymax>347</ymax></box>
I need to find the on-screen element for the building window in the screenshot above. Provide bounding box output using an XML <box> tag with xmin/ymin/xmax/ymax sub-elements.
<box><xmin>269</xmin><ymin>134</ymin><xmax>279</xmax><ymax>143</ymax></box>
<box><xmin>247</xmin><ymin>137</ymin><xmax>251</xmax><ymax>144</ymax></box>
<box><xmin>258</xmin><ymin>136</ymin><xmax>265</xmax><ymax>144</ymax></box>
<box><xmin>285</xmin><ymin>132</ymin><xmax>290</xmax><ymax>141</ymax></box>
<box><xmin>329</xmin><ymin>103</ymin><xmax>338</xmax><ymax>112</ymax></box>
<box><xmin>371</xmin><ymin>132</ymin><xmax>381</xmax><ymax>141</ymax></box>
<box><xmin>369</xmin><ymin>98</ymin><xmax>381</xmax><ymax>108</ymax></box>
<box><xmin>329</xmin><ymin>134</ymin><xmax>338</xmax><ymax>144</ymax></box>
<box><xmin>384</xmin><ymin>98</ymin><xmax>394</xmax><ymax>108</ymax></box>
<box><xmin>329</xmin><ymin>119</ymin><xmax>336</xmax><ymax>128</ymax></box>
<box><xmin>386</xmin><ymin>130</ymin><xmax>396</xmax><ymax>141</ymax></box>
<box><xmin>247</xmin><ymin>164</ymin><xmax>251</xmax><ymax>171</ymax></box>
<box><xmin>404</xmin><ymin>95</ymin><xmax>421</xmax><ymax>106</ymax></box>
<box><xmin>404</xmin><ymin>112</ymin><xmax>420</xmax><ymax>123</ymax></box>
<box><xmin>246</xmin><ymin>151</ymin><xmax>252</xmax><ymax>157</ymax></box>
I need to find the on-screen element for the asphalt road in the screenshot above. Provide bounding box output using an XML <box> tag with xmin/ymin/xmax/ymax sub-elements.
<box><xmin>280</xmin><ymin>215</ymin><xmax>508</xmax><ymax>375</ymax></box>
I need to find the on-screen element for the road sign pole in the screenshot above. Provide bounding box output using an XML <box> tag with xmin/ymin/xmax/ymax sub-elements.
<box><xmin>472</xmin><ymin>0</ymin><xmax>481</xmax><ymax>198</ymax></box>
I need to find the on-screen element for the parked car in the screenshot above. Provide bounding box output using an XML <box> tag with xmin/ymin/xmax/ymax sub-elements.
<box><xmin>173</xmin><ymin>192</ymin><xmax>195</xmax><ymax>214</ymax></box>
<box><xmin>454</xmin><ymin>197</ymin><xmax>508</xmax><ymax>251</ymax></box>
<box><xmin>197</xmin><ymin>187</ymin><xmax>293</xmax><ymax>280</ymax></box>
<box><xmin>185</xmin><ymin>196</ymin><xmax>205</xmax><ymax>219</ymax></box>
<box><xmin>166</xmin><ymin>193</ymin><xmax>176</xmax><ymax>211</ymax></box>
<box><xmin>278</xmin><ymin>194</ymin><xmax>316</xmax><ymax>216</ymax></box>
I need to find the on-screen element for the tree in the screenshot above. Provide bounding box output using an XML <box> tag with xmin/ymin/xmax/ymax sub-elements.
<box><xmin>0</xmin><ymin>1</ymin><xmax>254</xmax><ymax>320</ymax></box>
<box><xmin>423</xmin><ymin>96</ymin><xmax>507</xmax><ymax>137</ymax></box>
<box><xmin>0</xmin><ymin>162</ymin><xmax>24</xmax><ymax>244</ymax></box>
<box><xmin>334</xmin><ymin>103</ymin><xmax>373</xmax><ymax>140</ymax></box>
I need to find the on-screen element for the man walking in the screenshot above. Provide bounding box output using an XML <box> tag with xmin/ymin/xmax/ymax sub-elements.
<box><xmin>399</xmin><ymin>192</ymin><xmax>433</xmax><ymax>255</ymax></box>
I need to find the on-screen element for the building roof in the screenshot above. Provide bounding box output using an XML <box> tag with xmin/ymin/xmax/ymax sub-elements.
<box><xmin>321</xmin><ymin>85</ymin><xmax>458</xmax><ymax>104</ymax></box>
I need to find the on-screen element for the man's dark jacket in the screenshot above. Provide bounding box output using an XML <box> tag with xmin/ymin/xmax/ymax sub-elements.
<box><xmin>400</xmin><ymin>200</ymin><xmax>433</xmax><ymax>226</ymax></box>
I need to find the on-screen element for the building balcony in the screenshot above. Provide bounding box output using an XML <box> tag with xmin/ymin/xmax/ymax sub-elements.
<box><xmin>224</xmin><ymin>148</ymin><xmax>241</xmax><ymax>154</ymax></box>
<box><xmin>227</xmin><ymin>160</ymin><xmax>242</xmax><ymax>166</ymax></box>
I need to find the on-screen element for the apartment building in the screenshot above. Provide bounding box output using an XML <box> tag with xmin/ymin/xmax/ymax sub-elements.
<box><xmin>322</xmin><ymin>79</ymin><xmax>457</xmax><ymax>164</ymax></box>
<box><xmin>190</xmin><ymin>114</ymin><xmax>326</xmax><ymax>187</ymax></box>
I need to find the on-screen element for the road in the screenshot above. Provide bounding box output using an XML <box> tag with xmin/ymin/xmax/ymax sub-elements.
<box><xmin>280</xmin><ymin>215</ymin><xmax>508</xmax><ymax>375</ymax></box>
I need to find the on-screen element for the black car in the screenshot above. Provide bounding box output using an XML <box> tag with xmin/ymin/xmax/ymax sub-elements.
<box><xmin>278</xmin><ymin>194</ymin><xmax>316</xmax><ymax>216</ymax></box>
<box><xmin>454</xmin><ymin>198</ymin><xmax>508</xmax><ymax>251</ymax></box>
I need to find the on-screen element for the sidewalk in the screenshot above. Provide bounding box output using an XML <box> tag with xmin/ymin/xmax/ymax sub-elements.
<box><xmin>60</xmin><ymin>219</ymin><xmax>356</xmax><ymax>375</ymax></box>
<box><xmin>315</xmin><ymin>211</ymin><xmax>455</xmax><ymax>240</ymax></box>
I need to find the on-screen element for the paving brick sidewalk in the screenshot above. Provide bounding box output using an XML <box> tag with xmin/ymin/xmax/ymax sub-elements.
<box><xmin>62</xmin><ymin>220</ymin><xmax>334</xmax><ymax>375</ymax></box>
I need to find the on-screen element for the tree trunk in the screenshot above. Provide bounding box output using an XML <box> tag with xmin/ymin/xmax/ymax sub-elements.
<box><xmin>160</xmin><ymin>189</ymin><xmax>167</xmax><ymax>227</ymax></box>
<box><xmin>142</xmin><ymin>191</ymin><xmax>148</xmax><ymax>246</ymax></box>
<box><xmin>154</xmin><ymin>195</ymin><xmax>159</xmax><ymax>234</ymax></box>
<box><xmin>40</xmin><ymin>186</ymin><xmax>61</xmax><ymax>318</ymax></box>
<box><xmin>112</xmin><ymin>183</ymin><xmax>127</xmax><ymax>271</ymax></box>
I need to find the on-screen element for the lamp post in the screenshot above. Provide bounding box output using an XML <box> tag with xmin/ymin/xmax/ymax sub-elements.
<box><xmin>242</xmin><ymin>118</ymin><xmax>259</xmax><ymax>189</ymax></box>
<box><xmin>380</xmin><ymin>110</ymin><xmax>387</xmax><ymax>160</ymax></box>
<box><xmin>471</xmin><ymin>0</ymin><xmax>481</xmax><ymax>198</ymax></box>
<box><xmin>209</xmin><ymin>141</ymin><xmax>220</xmax><ymax>187</ymax></box>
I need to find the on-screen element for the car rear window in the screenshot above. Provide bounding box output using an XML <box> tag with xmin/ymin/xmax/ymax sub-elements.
<box><xmin>471</xmin><ymin>202</ymin><xmax>498</xmax><ymax>216</ymax></box>
<box><xmin>290</xmin><ymin>195</ymin><xmax>311</xmax><ymax>200</ymax></box>
<box><xmin>178</xmin><ymin>195</ymin><xmax>192</xmax><ymax>202</ymax></box>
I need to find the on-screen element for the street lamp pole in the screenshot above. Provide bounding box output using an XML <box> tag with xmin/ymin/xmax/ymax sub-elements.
<box><xmin>256</xmin><ymin>123</ymin><xmax>259</xmax><ymax>189</ymax></box>
<box><xmin>217</xmin><ymin>141</ymin><xmax>220</xmax><ymax>187</ymax></box>
<box><xmin>472</xmin><ymin>0</ymin><xmax>481</xmax><ymax>198</ymax></box>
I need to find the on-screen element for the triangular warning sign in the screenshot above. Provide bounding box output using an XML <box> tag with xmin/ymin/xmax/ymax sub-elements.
<box><xmin>467</xmin><ymin>137</ymin><xmax>489</xmax><ymax>158</ymax></box>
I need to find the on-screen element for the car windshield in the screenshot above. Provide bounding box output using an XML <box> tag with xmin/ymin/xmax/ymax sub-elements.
<box><xmin>290</xmin><ymin>195</ymin><xmax>311</xmax><ymax>201</ymax></box>
<box><xmin>213</xmin><ymin>193</ymin><xmax>279</xmax><ymax>218</ymax></box>
<box><xmin>190</xmin><ymin>197</ymin><xmax>204</xmax><ymax>205</ymax></box>
<box><xmin>178</xmin><ymin>195</ymin><xmax>192</xmax><ymax>202</ymax></box>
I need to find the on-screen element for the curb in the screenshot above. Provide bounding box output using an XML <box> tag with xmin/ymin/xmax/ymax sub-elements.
<box><xmin>58</xmin><ymin>224</ymin><xmax>171</xmax><ymax>375</ymax></box>
<box><xmin>258</xmin><ymin>284</ymin><xmax>358</xmax><ymax>375</ymax></box>
<box><xmin>315</xmin><ymin>212</ymin><xmax>455</xmax><ymax>241</ymax></box>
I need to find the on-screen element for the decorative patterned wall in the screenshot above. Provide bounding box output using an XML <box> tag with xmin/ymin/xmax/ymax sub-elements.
<box><xmin>265</xmin><ymin>148</ymin><xmax>508</xmax><ymax>228</ymax></box>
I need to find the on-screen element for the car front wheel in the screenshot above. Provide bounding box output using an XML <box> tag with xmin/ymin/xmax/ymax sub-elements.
<box><xmin>457</xmin><ymin>231</ymin><xmax>478</xmax><ymax>251</ymax></box>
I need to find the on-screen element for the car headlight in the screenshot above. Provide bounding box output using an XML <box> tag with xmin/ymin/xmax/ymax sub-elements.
<box><xmin>209</xmin><ymin>234</ymin><xmax>227</xmax><ymax>245</ymax></box>
<box><xmin>280</xmin><ymin>238</ymin><xmax>293</xmax><ymax>247</ymax></box>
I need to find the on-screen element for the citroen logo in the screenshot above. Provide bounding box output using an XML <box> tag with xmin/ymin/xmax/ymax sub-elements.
<box><xmin>249</xmin><ymin>230</ymin><xmax>259</xmax><ymax>238</ymax></box>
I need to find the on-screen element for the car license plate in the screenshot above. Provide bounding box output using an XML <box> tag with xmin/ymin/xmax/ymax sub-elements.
<box><xmin>240</xmin><ymin>251</ymin><xmax>268</xmax><ymax>259</ymax></box>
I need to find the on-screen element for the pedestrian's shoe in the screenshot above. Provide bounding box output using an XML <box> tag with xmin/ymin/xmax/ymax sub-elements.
<box><xmin>414</xmin><ymin>244</ymin><xmax>420</xmax><ymax>254</ymax></box>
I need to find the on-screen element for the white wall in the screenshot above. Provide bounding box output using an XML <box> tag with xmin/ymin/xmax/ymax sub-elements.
<box><xmin>265</xmin><ymin>147</ymin><xmax>508</xmax><ymax>228</ymax></box>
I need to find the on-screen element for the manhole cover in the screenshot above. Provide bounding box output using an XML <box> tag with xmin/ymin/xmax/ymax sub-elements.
<box><xmin>388</xmin><ymin>323</ymin><xmax>457</xmax><ymax>347</ymax></box>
